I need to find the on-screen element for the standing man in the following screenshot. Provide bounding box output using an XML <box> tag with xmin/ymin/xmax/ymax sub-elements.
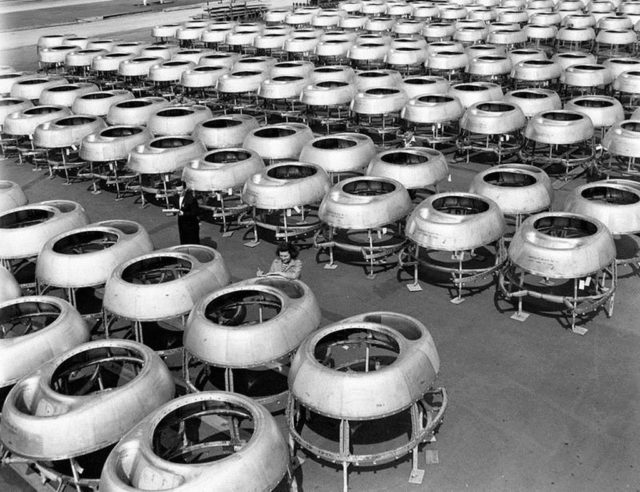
<box><xmin>174</xmin><ymin>182</ymin><xmax>201</xmax><ymax>244</ymax></box>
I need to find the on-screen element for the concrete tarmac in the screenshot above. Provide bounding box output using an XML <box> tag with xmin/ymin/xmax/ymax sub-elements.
<box><xmin>2</xmin><ymin>150</ymin><xmax>639</xmax><ymax>492</ymax></box>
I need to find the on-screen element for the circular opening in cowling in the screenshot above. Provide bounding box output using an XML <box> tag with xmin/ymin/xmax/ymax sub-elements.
<box><xmin>581</xmin><ymin>186</ymin><xmax>640</xmax><ymax>205</ymax></box>
<box><xmin>151</xmin><ymin>399</ymin><xmax>256</xmax><ymax>464</ymax></box>
<box><xmin>417</xmin><ymin>94</ymin><xmax>454</xmax><ymax>103</ymax></box>
<box><xmin>0</xmin><ymin>182</ymin><xmax>11</xmax><ymax>189</ymax></box>
<box><xmin>572</xmin><ymin>64</ymin><xmax>605</xmax><ymax>71</ymax></box>
<box><xmin>132</xmin><ymin>57</ymin><xmax>159</xmax><ymax>62</ymax></box>
<box><xmin>116</xmin><ymin>99</ymin><xmax>152</xmax><ymax>108</ymax></box>
<box><xmin>359</xmin><ymin>43</ymin><xmax>384</xmax><ymax>48</ymax></box>
<box><xmin>254</xmin><ymin>127</ymin><xmax>296</xmax><ymax>138</ymax></box>
<box><xmin>620</xmin><ymin>121</ymin><xmax>640</xmax><ymax>132</ymax></box>
<box><xmin>205</xmin><ymin>289</ymin><xmax>282</xmax><ymax>325</ymax></box>
<box><xmin>53</xmin><ymin>230</ymin><xmax>118</xmax><ymax>254</ymax></box>
<box><xmin>50</xmin><ymin>46</ymin><xmax>76</xmax><ymax>51</ymax></box>
<box><xmin>202</xmin><ymin>118</ymin><xmax>243</xmax><ymax>128</ymax></box>
<box><xmin>533</xmin><ymin>215</ymin><xmax>597</xmax><ymax>237</ymax></box>
<box><xmin>163</xmin><ymin>61</ymin><xmax>190</xmax><ymax>67</ymax></box>
<box><xmin>312</xmin><ymin>137</ymin><xmax>357</xmax><ymax>150</ymax></box>
<box><xmin>542</xmin><ymin>111</ymin><xmax>583</xmax><ymax>121</ymax></box>
<box><xmin>78</xmin><ymin>49</ymin><xmax>103</xmax><ymax>54</ymax></box>
<box><xmin>105</xmin><ymin>53</ymin><xmax>129</xmax><ymax>58</ymax></box>
<box><xmin>468</xmin><ymin>44</ymin><xmax>494</xmax><ymax>50</ymax></box>
<box><xmin>23</xmin><ymin>106</ymin><xmax>61</xmax><ymax>115</ymax></box>
<box><xmin>510</xmin><ymin>49</ymin><xmax>538</xmax><ymax>55</ymax></box>
<box><xmin>47</xmin><ymin>85</ymin><xmax>80</xmax><ymax>93</ymax></box>
<box><xmin>272</xmin><ymin>76</ymin><xmax>304</xmax><ymax>82</ymax></box>
<box><xmin>316</xmin><ymin>80</ymin><xmax>349</xmax><ymax>88</ymax></box>
<box><xmin>523</xmin><ymin>60</ymin><xmax>554</xmax><ymax>66</ymax></box>
<box><xmin>404</xmin><ymin>78</ymin><xmax>436</xmax><ymax>85</ymax></box>
<box><xmin>478</xmin><ymin>56</ymin><xmax>506</xmax><ymax>62</ymax></box>
<box><xmin>156</xmin><ymin>108</ymin><xmax>193</xmax><ymax>117</ymax></box>
<box><xmin>231</xmin><ymin>71</ymin><xmax>262</xmax><ymax>77</ymax></box>
<box><xmin>49</xmin><ymin>346</ymin><xmax>144</xmax><ymax>397</ymax></box>
<box><xmin>101</xmin><ymin>126</ymin><xmax>143</xmax><ymax>138</ymax></box>
<box><xmin>121</xmin><ymin>255</ymin><xmax>193</xmax><ymax>284</ymax></box>
<box><xmin>0</xmin><ymin>208</ymin><xmax>53</xmax><ymax>228</ymax></box>
<box><xmin>0</xmin><ymin>301</ymin><xmax>60</xmax><ymax>339</ymax></box>
<box><xmin>53</xmin><ymin>231</ymin><xmax>118</xmax><ymax>255</ymax></box>
<box><xmin>626</xmin><ymin>71</ymin><xmax>640</xmax><ymax>77</ymax></box>
<box><xmin>343</xmin><ymin>179</ymin><xmax>396</xmax><ymax>195</ymax></box>
<box><xmin>366</xmin><ymin>87</ymin><xmax>400</xmax><ymax>95</ymax></box>
<box><xmin>557</xmin><ymin>53</ymin><xmax>586</xmax><ymax>59</ymax></box>
<box><xmin>239</xmin><ymin>57</ymin><xmax>266</xmax><ymax>63</ymax></box>
<box><xmin>178</xmin><ymin>50</ymin><xmax>201</xmax><ymax>54</ymax></box>
<box><xmin>116</xmin><ymin>43</ymin><xmax>138</xmax><ymax>47</ymax></box>
<box><xmin>16</xmin><ymin>78</ymin><xmax>49</xmax><ymax>85</ymax></box>
<box><xmin>0</xmin><ymin>74</ymin><xmax>23</xmax><ymax>79</ymax></box>
<box><xmin>194</xmin><ymin>66</ymin><xmax>223</xmax><ymax>72</ymax></box>
<box><xmin>572</xmin><ymin>98</ymin><xmax>614</xmax><ymax>108</ymax></box>
<box><xmin>476</xmin><ymin>102</ymin><xmax>514</xmax><ymax>112</ymax></box>
<box><xmin>314</xmin><ymin>67</ymin><xmax>343</xmax><ymax>73</ymax></box>
<box><xmin>511</xmin><ymin>90</ymin><xmax>548</xmax><ymax>99</ymax></box>
<box><xmin>267</xmin><ymin>164</ymin><xmax>317</xmax><ymax>179</ymax></box>
<box><xmin>608</xmin><ymin>59</ymin><xmax>640</xmax><ymax>65</ymax></box>
<box><xmin>380</xmin><ymin>151</ymin><xmax>429</xmax><ymax>165</ymax></box>
<box><xmin>358</xmin><ymin>71</ymin><xmax>387</xmax><ymax>78</ymax></box>
<box><xmin>149</xmin><ymin>137</ymin><xmax>193</xmax><ymax>148</ymax></box>
<box><xmin>454</xmin><ymin>84</ymin><xmax>489</xmax><ymax>92</ymax></box>
<box><xmin>204</xmin><ymin>150</ymin><xmax>251</xmax><ymax>163</ymax></box>
<box><xmin>483</xmin><ymin>171</ymin><xmax>536</xmax><ymax>187</ymax></box>
<box><xmin>81</xmin><ymin>92</ymin><xmax>114</xmax><ymax>100</ymax></box>
<box><xmin>432</xmin><ymin>195</ymin><xmax>490</xmax><ymax>215</ymax></box>
<box><xmin>313</xmin><ymin>328</ymin><xmax>400</xmax><ymax>371</ymax></box>
<box><xmin>56</xmin><ymin>116</ymin><xmax>95</xmax><ymax>126</ymax></box>
<box><xmin>202</xmin><ymin>54</ymin><xmax>231</xmax><ymax>59</ymax></box>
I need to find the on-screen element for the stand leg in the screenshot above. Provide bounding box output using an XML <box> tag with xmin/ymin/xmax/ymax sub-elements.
<box><xmin>450</xmin><ymin>255</ymin><xmax>465</xmax><ymax>304</ymax></box>
<box><xmin>511</xmin><ymin>270</ymin><xmax>529</xmax><ymax>322</ymax></box>
<box><xmin>342</xmin><ymin>462</ymin><xmax>349</xmax><ymax>492</ymax></box>
<box><xmin>408</xmin><ymin>446</ymin><xmax>425</xmax><ymax>484</ymax></box>
<box><xmin>323</xmin><ymin>228</ymin><xmax>338</xmax><ymax>269</ymax></box>
<box><xmin>219</xmin><ymin>194</ymin><xmax>231</xmax><ymax>237</ymax></box>
<box><xmin>571</xmin><ymin>278</ymin><xmax>588</xmax><ymax>335</ymax></box>
<box><xmin>243</xmin><ymin>208</ymin><xmax>260</xmax><ymax>247</ymax></box>
<box><xmin>366</xmin><ymin>229</ymin><xmax>376</xmax><ymax>279</ymax></box>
